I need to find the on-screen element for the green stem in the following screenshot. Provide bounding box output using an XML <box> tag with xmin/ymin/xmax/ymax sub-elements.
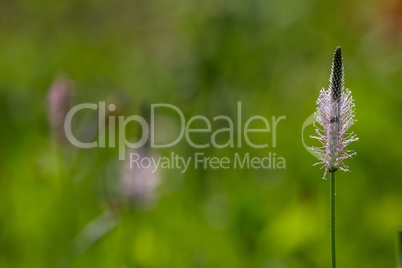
<box><xmin>330</xmin><ymin>171</ymin><xmax>336</xmax><ymax>268</ymax></box>
<box><xmin>398</xmin><ymin>228</ymin><xmax>402</xmax><ymax>268</ymax></box>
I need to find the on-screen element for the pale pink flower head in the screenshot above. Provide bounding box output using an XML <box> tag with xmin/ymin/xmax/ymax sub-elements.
<box><xmin>121</xmin><ymin>148</ymin><xmax>160</xmax><ymax>208</ymax></box>
<box><xmin>311</xmin><ymin>47</ymin><xmax>358</xmax><ymax>179</ymax></box>
<box><xmin>47</xmin><ymin>75</ymin><xmax>74</xmax><ymax>144</ymax></box>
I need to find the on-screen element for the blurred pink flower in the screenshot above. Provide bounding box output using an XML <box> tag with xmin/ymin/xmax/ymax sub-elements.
<box><xmin>47</xmin><ymin>75</ymin><xmax>74</xmax><ymax>144</ymax></box>
<box><xmin>121</xmin><ymin>148</ymin><xmax>160</xmax><ymax>208</ymax></box>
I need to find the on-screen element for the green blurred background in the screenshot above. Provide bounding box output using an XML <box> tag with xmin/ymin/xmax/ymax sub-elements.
<box><xmin>1</xmin><ymin>0</ymin><xmax>402</xmax><ymax>267</ymax></box>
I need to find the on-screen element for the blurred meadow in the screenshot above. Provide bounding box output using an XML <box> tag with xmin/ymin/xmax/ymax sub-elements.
<box><xmin>1</xmin><ymin>0</ymin><xmax>402</xmax><ymax>267</ymax></box>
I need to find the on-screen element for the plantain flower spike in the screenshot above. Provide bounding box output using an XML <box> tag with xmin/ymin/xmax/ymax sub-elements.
<box><xmin>48</xmin><ymin>75</ymin><xmax>74</xmax><ymax>144</ymax></box>
<box><xmin>311</xmin><ymin>47</ymin><xmax>358</xmax><ymax>179</ymax></box>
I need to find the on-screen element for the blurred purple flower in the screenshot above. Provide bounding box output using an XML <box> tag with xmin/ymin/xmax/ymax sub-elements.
<box><xmin>311</xmin><ymin>47</ymin><xmax>358</xmax><ymax>179</ymax></box>
<box><xmin>121</xmin><ymin>148</ymin><xmax>160</xmax><ymax>208</ymax></box>
<box><xmin>47</xmin><ymin>75</ymin><xmax>74</xmax><ymax>144</ymax></box>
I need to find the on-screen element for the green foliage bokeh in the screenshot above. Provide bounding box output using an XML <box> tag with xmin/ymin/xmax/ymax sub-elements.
<box><xmin>0</xmin><ymin>0</ymin><xmax>401</xmax><ymax>267</ymax></box>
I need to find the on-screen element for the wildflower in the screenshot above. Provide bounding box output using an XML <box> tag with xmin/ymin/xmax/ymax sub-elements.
<box><xmin>47</xmin><ymin>75</ymin><xmax>74</xmax><ymax>144</ymax></box>
<box><xmin>121</xmin><ymin>148</ymin><xmax>160</xmax><ymax>208</ymax></box>
<box><xmin>311</xmin><ymin>47</ymin><xmax>358</xmax><ymax>179</ymax></box>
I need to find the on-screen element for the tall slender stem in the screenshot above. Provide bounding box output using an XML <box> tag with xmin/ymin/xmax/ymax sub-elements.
<box><xmin>330</xmin><ymin>171</ymin><xmax>336</xmax><ymax>268</ymax></box>
<box><xmin>398</xmin><ymin>228</ymin><xmax>402</xmax><ymax>268</ymax></box>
